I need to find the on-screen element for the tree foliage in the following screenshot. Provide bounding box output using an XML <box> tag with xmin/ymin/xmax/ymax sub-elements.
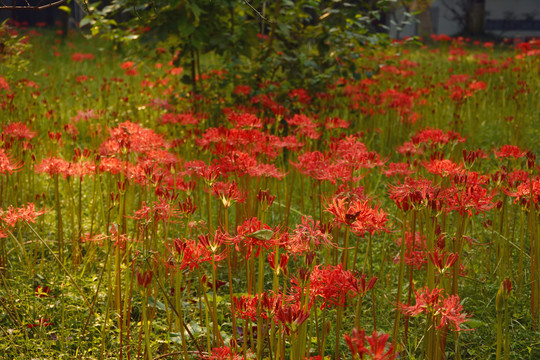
<box><xmin>81</xmin><ymin>0</ymin><xmax>395</xmax><ymax>90</ymax></box>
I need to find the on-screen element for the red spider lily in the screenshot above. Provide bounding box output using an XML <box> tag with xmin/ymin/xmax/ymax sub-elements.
<box><xmin>382</xmin><ymin>162</ymin><xmax>414</xmax><ymax>177</ymax></box>
<box><xmin>290</xmin><ymin>151</ymin><xmax>329</xmax><ymax>181</ymax></box>
<box><xmin>388</xmin><ymin>177</ymin><xmax>441</xmax><ymax>212</ymax></box>
<box><xmin>250</xmin><ymin>93</ymin><xmax>287</xmax><ymax>117</ymax></box>
<box><xmin>495</xmin><ymin>144</ymin><xmax>527</xmax><ymax>159</ymax></box>
<box><xmin>443</xmin><ymin>183</ymin><xmax>496</xmax><ymax>217</ymax></box>
<box><xmin>267</xmin><ymin>251</ymin><xmax>289</xmax><ymax>275</ymax></box>
<box><xmin>233</xmin><ymin>84</ymin><xmax>252</xmax><ymax>96</ymax></box>
<box><xmin>226</xmin><ymin>111</ymin><xmax>263</xmax><ymax>129</ymax></box>
<box><xmin>393</xmin><ymin>232</ymin><xmax>427</xmax><ymax>269</ymax></box>
<box><xmin>424</xmin><ymin>158</ymin><xmax>464</xmax><ymax>177</ymax></box>
<box><xmin>325</xmin><ymin>195</ymin><xmax>388</xmax><ymax>237</ymax></box>
<box><xmin>35</xmin><ymin>157</ymin><xmax>71</xmax><ymax>178</ymax></box>
<box><xmin>173</xmin><ymin>236</ymin><xmax>226</xmax><ymax>271</ymax></box>
<box><xmin>260</xmin><ymin>291</ymin><xmax>282</xmax><ymax>319</ymax></box>
<box><xmin>306</xmin><ymin>264</ymin><xmax>370</xmax><ymax>309</ymax></box>
<box><xmin>110</xmin><ymin>227</ymin><xmax>137</xmax><ymax>250</ymax></box>
<box><xmin>232</xmin><ymin>294</ymin><xmax>259</xmax><ymax>321</ymax></box>
<box><xmin>436</xmin><ymin>294</ymin><xmax>471</xmax><ymax>330</ymax></box>
<box><xmin>215</xmin><ymin>151</ymin><xmax>285</xmax><ymax>179</ymax></box>
<box><xmin>468</xmin><ymin>80</ymin><xmax>488</xmax><ymax>93</ymax></box>
<box><xmin>257</xmin><ymin>189</ymin><xmax>275</xmax><ymax>208</ymax></box>
<box><xmin>462</xmin><ymin>148</ymin><xmax>488</xmax><ymax>166</ymax></box>
<box><xmin>275</xmin><ymin>302</ymin><xmax>310</xmax><ymax>336</ymax></box>
<box><xmin>222</xmin><ymin>217</ymin><xmax>277</xmax><ymax>259</ymax></box>
<box><xmin>212</xmin><ymin>180</ymin><xmax>246</xmax><ymax>208</ymax></box>
<box><xmin>99</xmin><ymin>121</ymin><xmax>168</xmax><ymax>156</ymax></box>
<box><xmin>428</xmin><ymin>249</ymin><xmax>459</xmax><ymax>273</ymax></box>
<box><xmin>136</xmin><ymin>270</ymin><xmax>153</xmax><ymax>288</ymax></box>
<box><xmin>178</xmin><ymin>197</ymin><xmax>197</xmax><ymax>216</ymax></box>
<box><xmin>0</xmin><ymin>203</ymin><xmax>47</xmax><ymax>227</ymax></box>
<box><xmin>160</xmin><ymin>112</ymin><xmax>200</xmax><ymax>126</ymax></box>
<box><xmin>330</xmin><ymin>136</ymin><xmax>384</xmax><ymax>170</ymax></box>
<box><xmin>287</xmin><ymin>114</ymin><xmax>320</xmax><ymax>139</ymax></box>
<box><xmin>70</xmin><ymin>52</ymin><xmax>94</xmax><ymax>62</ymax></box>
<box><xmin>80</xmin><ymin>232</ymin><xmax>108</xmax><ymax>246</ymax></box>
<box><xmin>27</xmin><ymin>318</ymin><xmax>53</xmax><ymax>328</ymax></box>
<box><xmin>199</xmin><ymin>346</ymin><xmax>249</xmax><ymax>360</ymax></box>
<box><xmin>502</xmin><ymin>278</ymin><xmax>513</xmax><ymax>294</ymax></box>
<box><xmin>506</xmin><ymin>177</ymin><xmax>540</xmax><ymax>207</ymax></box>
<box><xmin>196</xmin><ymin>126</ymin><xmax>278</xmax><ymax>159</ymax></box>
<box><xmin>3</xmin><ymin>121</ymin><xmax>37</xmax><ymax>140</ymax></box>
<box><xmin>268</xmin><ymin>134</ymin><xmax>304</xmax><ymax>151</ymax></box>
<box><xmin>0</xmin><ymin>75</ymin><xmax>10</xmax><ymax>91</ymax></box>
<box><xmin>121</xmin><ymin>61</ymin><xmax>138</xmax><ymax>75</ymax></box>
<box><xmin>397</xmin><ymin>141</ymin><xmax>424</xmax><ymax>157</ymax></box>
<box><xmin>287</xmin><ymin>215</ymin><xmax>334</xmax><ymax>255</ymax></box>
<box><xmin>410</xmin><ymin>127</ymin><xmax>466</xmax><ymax>148</ymax></box>
<box><xmin>0</xmin><ymin>149</ymin><xmax>22</xmax><ymax>174</ymax></box>
<box><xmin>69</xmin><ymin>153</ymin><xmax>97</xmax><ymax>180</ymax></box>
<box><xmin>344</xmin><ymin>328</ymin><xmax>398</xmax><ymax>360</ymax></box>
<box><xmin>325</xmin><ymin>116</ymin><xmax>349</xmax><ymax>129</ymax></box>
<box><xmin>400</xmin><ymin>287</ymin><xmax>443</xmax><ymax>317</ymax></box>
<box><xmin>35</xmin><ymin>285</ymin><xmax>51</xmax><ymax>298</ymax></box>
<box><xmin>289</xmin><ymin>88</ymin><xmax>312</xmax><ymax>105</ymax></box>
<box><xmin>400</xmin><ymin>287</ymin><xmax>470</xmax><ymax>331</ymax></box>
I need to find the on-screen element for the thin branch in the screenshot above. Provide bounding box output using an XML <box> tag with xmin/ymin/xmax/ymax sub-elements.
<box><xmin>242</xmin><ymin>0</ymin><xmax>274</xmax><ymax>24</ymax></box>
<box><xmin>0</xmin><ymin>0</ymin><xmax>66</xmax><ymax>11</ymax></box>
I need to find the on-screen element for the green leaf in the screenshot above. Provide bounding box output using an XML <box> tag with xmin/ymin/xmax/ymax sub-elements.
<box><xmin>59</xmin><ymin>5</ymin><xmax>71</xmax><ymax>14</ymax></box>
<box><xmin>465</xmin><ymin>319</ymin><xmax>486</xmax><ymax>328</ymax></box>
<box><xmin>187</xmin><ymin>2</ymin><xmax>203</xmax><ymax>21</ymax></box>
<box><xmin>148</xmin><ymin>296</ymin><xmax>167</xmax><ymax>311</ymax></box>
<box><xmin>91</xmin><ymin>26</ymin><xmax>100</xmax><ymax>37</ymax></box>
<box><xmin>247</xmin><ymin>229</ymin><xmax>273</xmax><ymax>241</ymax></box>
<box><xmin>79</xmin><ymin>17</ymin><xmax>93</xmax><ymax>28</ymax></box>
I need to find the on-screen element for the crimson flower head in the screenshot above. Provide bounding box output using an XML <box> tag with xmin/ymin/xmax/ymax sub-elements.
<box><xmin>443</xmin><ymin>182</ymin><xmax>496</xmax><ymax>217</ymax></box>
<box><xmin>227</xmin><ymin>111</ymin><xmax>263</xmax><ymax>129</ymax></box>
<box><xmin>506</xmin><ymin>177</ymin><xmax>540</xmax><ymax>207</ymax></box>
<box><xmin>428</xmin><ymin>249</ymin><xmax>459</xmax><ymax>273</ymax></box>
<box><xmin>288</xmin><ymin>215</ymin><xmax>334</xmax><ymax>255</ymax></box>
<box><xmin>307</xmin><ymin>264</ymin><xmax>366</xmax><ymax>309</ymax></box>
<box><xmin>233</xmin><ymin>294</ymin><xmax>259</xmax><ymax>321</ymax></box>
<box><xmin>136</xmin><ymin>270</ymin><xmax>153</xmax><ymax>288</ymax></box>
<box><xmin>287</xmin><ymin>114</ymin><xmax>320</xmax><ymax>139</ymax></box>
<box><xmin>3</xmin><ymin>121</ymin><xmax>37</xmax><ymax>141</ymax></box>
<box><xmin>325</xmin><ymin>195</ymin><xmax>388</xmax><ymax>237</ymax></box>
<box><xmin>344</xmin><ymin>328</ymin><xmax>397</xmax><ymax>360</ymax></box>
<box><xmin>382</xmin><ymin>162</ymin><xmax>413</xmax><ymax>177</ymax></box>
<box><xmin>0</xmin><ymin>149</ymin><xmax>22</xmax><ymax>174</ymax></box>
<box><xmin>35</xmin><ymin>285</ymin><xmax>51</xmax><ymax>298</ymax></box>
<box><xmin>400</xmin><ymin>287</ymin><xmax>471</xmax><ymax>331</ymax></box>
<box><xmin>35</xmin><ymin>156</ymin><xmax>71</xmax><ymax>177</ymax></box>
<box><xmin>0</xmin><ymin>203</ymin><xmax>47</xmax><ymax>227</ymax></box>
<box><xmin>495</xmin><ymin>145</ymin><xmax>526</xmax><ymax>159</ymax></box>
<box><xmin>388</xmin><ymin>177</ymin><xmax>440</xmax><ymax>212</ymax></box>
<box><xmin>424</xmin><ymin>158</ymin><xmax>463</xmax><ymax>177</ymax></box>
<box><xmin>211</xmin><ymin>180</ymin><xmax>246</xmax><ymax>208</ymax></box>
<box><xmin>27</xmin><ymin>318</ymin><xmax>53</xmax><ymax>329</ymax></box>
<box><xmin>199</xmin><ymin>346</ymin><xmax>249</xmax><ymax>360</ymax></box>
<box><xmin>222</xmin><ymin>217</ymin><xmax>276</xmax><ymax>258</ymax></box>
<box><xmin>410</xmin><ymin>127</ymin><xmax>466</xmax><ymax>149</ymax></box>
<box><xmin>275</xmin><ymin>302</ymin><xmax>310</xmax><ymax>336</ymax></box>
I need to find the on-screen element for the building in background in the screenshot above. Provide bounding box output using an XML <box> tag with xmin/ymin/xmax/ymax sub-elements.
<box><xmin>389</xmin><ymin>0</ymin><xmax>540</xmax><ymax>39</ymax></box>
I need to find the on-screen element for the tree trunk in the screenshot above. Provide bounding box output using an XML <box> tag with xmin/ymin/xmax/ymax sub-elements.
<box><xmin>467</xmin><ymin>0</ymin><xmax>485</xmax><ymax>35</ymax></box>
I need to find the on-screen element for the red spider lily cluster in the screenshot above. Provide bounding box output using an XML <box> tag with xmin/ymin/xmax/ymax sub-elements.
<box><xmin>400</xmin><ymin>287</ymin><xmax>471</xmax><ymax>331</ymax></box>
<box><xmin>1</xmin><ymin>25</ymin><xmax>539</xmax><ymax>360</ymax></box>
